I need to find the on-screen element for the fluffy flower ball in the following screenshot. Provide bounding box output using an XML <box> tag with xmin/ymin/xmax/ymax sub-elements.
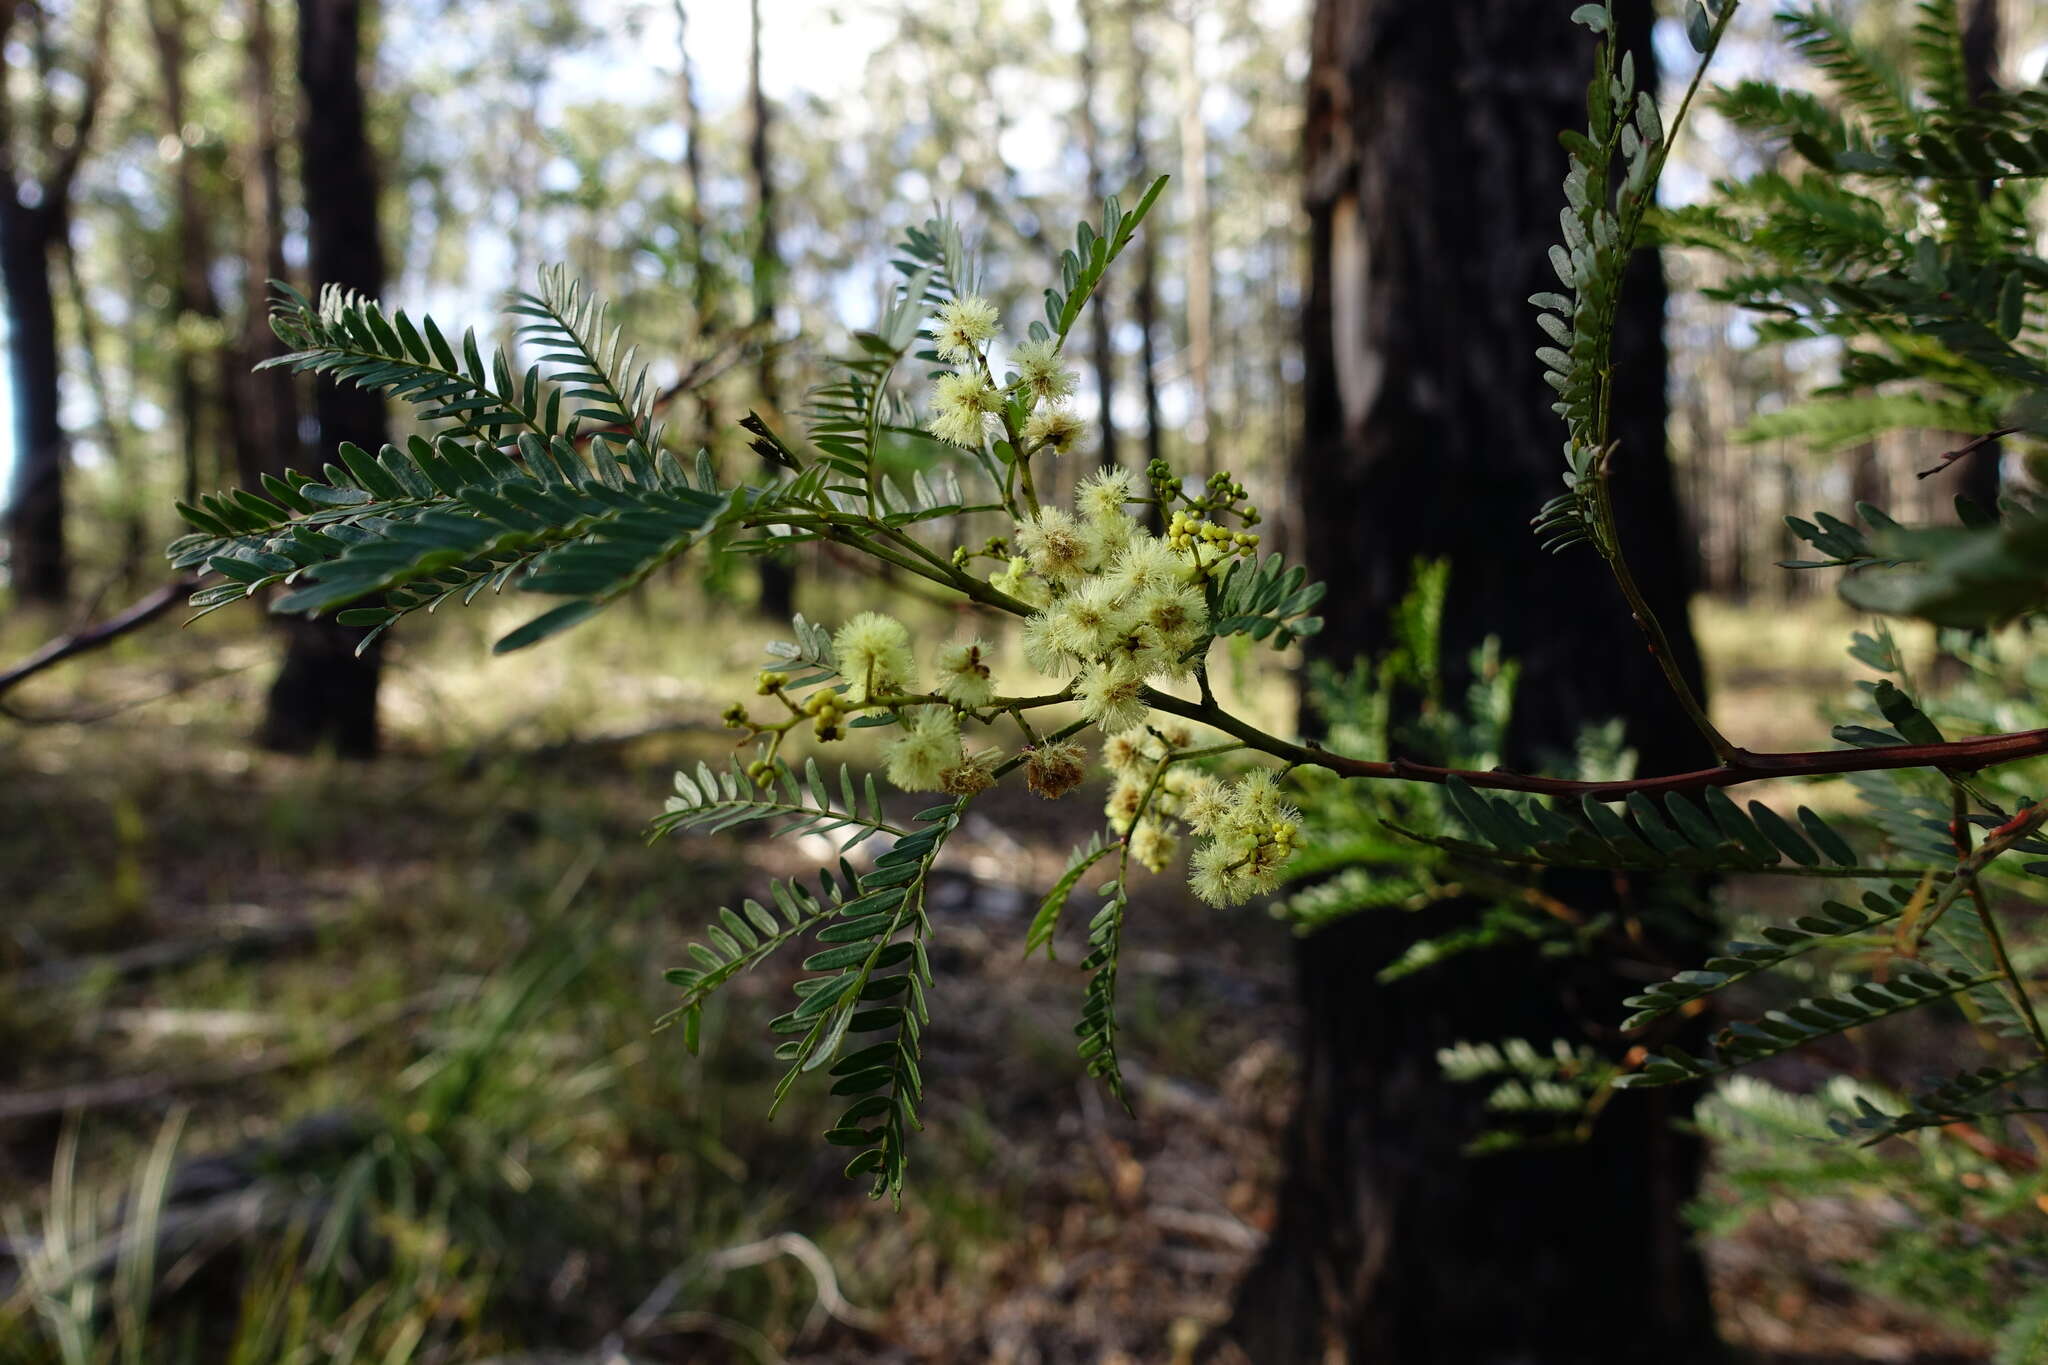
<box><xmin>1186</xmin><ymin>770</ymin><xmax>1303</xmax><ymax>907</ymax></box>
<box><xmin>833</xmin><ymin>611</ymin><xmax>915</xmax><ymax>703</ymax></box>
<box><xmin>1077</xmin><ymin>468</ymin><xmax>1136</xmax><ymax>525</ymax></box>
<box><xmin>933</xmin><ymin>295</ymin><xmax>999</xmax><ymax>363</ymax></box>
<box><xmin>1014</xmin><ymin>507</ymin><xmax>1094</xmax><ymax>585</ymax></box>
<box><xmin>1024</xmin><ymin>406</ymin><xmax>1084</xmax><ymax>455</ymax></box>
<box><xmin>929</xmin><ymin>369</ymin><xmax>999</xmax><ymax>447</ymax></box>
<box><xmin>934</xmin><ymin>639</ymin><xmax>998</xmax><ymax>709</ymax></box>
<box><xmin>1025</xmin><ymin>741</ymin><xmax>1089</xmax><ymax>800</ymax></box>
<box><xmin>1012</xmin><ymin>338</ymin><xmax>1077</xmax><ymax>404</ymax></box>
<box><xmin>885</xmin><ymin>707</ymin><xmax>963</xmax><ymax>792</ymax></box>
<box><xmin>1077</xmin><ymin>658</ymin><xmax>1149</xmax><ymax>735</ymax></box>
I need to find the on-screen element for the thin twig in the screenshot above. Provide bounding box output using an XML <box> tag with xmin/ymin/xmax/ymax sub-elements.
<box><xmin>1918</xmin><ymin>427</ymin><xmax>2018</xmax><ymax>480</ymax></box>
<box><xmin>1950</xmin><ymin>784</ymin><xmax>2048</xmax><ymax>1056</ymax></box>
<box><xmin>0</xmin><ymin>579</ymin><xmax>196</xmax><ymax>700</ymax></box>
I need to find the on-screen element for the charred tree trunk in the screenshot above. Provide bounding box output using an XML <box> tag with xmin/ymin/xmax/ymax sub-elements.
<box><xmin>1225</xmin><ymin>3</ymin><xmax>1718</xmax><ymax>1360</ymax></box>
<box><xmin>263</xmin><ymin>0</ymin><xmax>385</xmax><ymax>758</ymax></box>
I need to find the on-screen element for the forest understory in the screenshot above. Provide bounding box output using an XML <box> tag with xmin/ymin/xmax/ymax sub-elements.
<box><xmin>0</xmin><ymin>596</ymin><xmax>2009</xmax><ymax>1362</ymax></box>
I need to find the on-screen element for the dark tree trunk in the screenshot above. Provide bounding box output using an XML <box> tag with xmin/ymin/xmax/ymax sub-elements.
<box><xmin>1</xmin><ymin>198</ymin><xmax>67</xmax><ymax>605</ymax></box>
<box><xmin>1225</xmin><ymin>2</ymin><xmax>1719</xmax><ymax>1360</ymax></box>
<box><xmin>263</xmin><ymin>0</ymin><xmax>385</xmax><ymax>758</ymax></box>
<box><xmin>747</xmin><ymin>0</ymin><xmax>795</xmax><ymax>619</ymax></box>
<box><xmin>1</xmin><ymin>0</ymin><xmax>110</xmax><ymax>607</ymax></box>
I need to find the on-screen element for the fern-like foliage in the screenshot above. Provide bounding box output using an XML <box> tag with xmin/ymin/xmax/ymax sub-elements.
<box><xmin>170</xmin><ymin>430</ymin><xmax>733</xmax><ymax>653</ymax></box>
<box><xmin>656</xmin><ymin>869</ymin><xmax>853</xmax><ymax>1053</ymax></box>
<box><xmin>1075</xmin><ymin>876</ymin><xmax>1130</xmax><ymax>1108</ymax></box>
<box><xmin>508</xmin><ymin>264</ymin><xmax>665</xmax><ymax>452</ymax></box>
<box><xmin>1619</xmin><ymin>883</ymin><xmax>1929</xmax><ymax>1030</ymax></box>
<box><xmin>1025</xmin><ymin>832</ymin><xmax>1115</xmax><ymax>961</ymax></box>
<box><xmin>1615</xmin><ymin>964</ymin><xmax>2000</xmax><ymax>1089</ymax></box>
<box><xmin>1699</xmin><ymin>1074</ymin><xmax>2048</xmax><ymax>1352</ymax></box>
<box><xmin>263</xmin><ymin>282</ymin><xmax>557</xmax><ymax>444</ymax></box>
<box><xmin>1407</xmin><ymin>778</ymin><xmax>1881</xmax><ymax>878</ymax></box>
<box><xmin>1208</xmin><ymin>552</ymin><xmax>1326</xmax><ymax>648</ymax></box>
<box><xmin>807</xmin><ymin>255</ymin><xmax>935</xmax><ymax>487</ymax></box>
<box><xmin>767</xmin><ymin>800</ymin><xmax>961</xmax><ymax>1203</ymax></box>
<box><xmin>1029</xmin><ymin>177</ymin><xmax>1168</xmax><ymax>346</ymax></box>
<box><xmin>1532</xmin><ymin>0</ymin><xmax>1733</xmax><ymax>554</ymax></box>
<box><xmin>653</xmin><ymin>757</ymin><xmax>903</xmax><ymax>851</ymax></box>
<box><xmin>170</xmin><ymin>274</ymin><xmax>743</xmax><ymax>654</ymax></box>
<box><xmin>1664</xmin><ymin>0</ymin><xmax>2048</xmax><ymax>637</ymax></box>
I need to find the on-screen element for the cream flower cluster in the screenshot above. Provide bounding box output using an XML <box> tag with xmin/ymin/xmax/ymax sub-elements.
<box><xmin>751</xmin><ymin>291</ymin><xmax>1305</xmax><ymax>907</ymax></box>
<box><xmin>1002</xmin><ymin>469</ymin><xmax>1211</xmax><ymax>734</ymax></box>
<box><xmin>1102</xmin><ymin>722</ymin><xmax>1205</xmax><ymax>874</ymax></box>
<box><xmin>828</xmin><ymin>616</ymin><xmax>1007</xmax><ymax>797</ymax></box>
<box><xmin>925</xmin><ymin>295</ymin><xmax>1083</xmax><ymax>454</ymax></box>
<box><xmin>1099</xmin><ymin>732</ymin><xmax>1302</xmax><ymax>905</ymax></box>
<box><xmin>1184</xmin><ymin>770</ymin><xmax>1303</xmax><ymax>908</ymax></box>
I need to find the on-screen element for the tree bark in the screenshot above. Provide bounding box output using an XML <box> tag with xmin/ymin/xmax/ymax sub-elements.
<box><xmin>263</xmin><ymin>0</ymin><xmax>386</xmax><ymax>758</ymax></box>
<box><xmin>1225</xmin><ymin>2</ymin><xmax>1719</xmax><ymax>1360</ymax></box>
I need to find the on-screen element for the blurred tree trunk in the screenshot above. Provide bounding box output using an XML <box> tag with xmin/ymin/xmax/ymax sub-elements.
<box><xmin>1957</xmin><ymin>0</ymin><xmax>2003</xmax><ymax>514</ymax></box>
<box><xmin>263</xmin><ymin>0</ymin><xmax>385</xmax><ymax>758</ymax></box>
<box><xmin>674</xmin><ymin>0</ymin><xmax>722</xmax><ymax>438</ymax></box>
<box><xmin>1127</xmin><ymin>4</ymin><xmax>1163</xmax><ymax>480</ymax></box>
<box><xmin>58</xmin><ymin>230</ymin><xmax>143</xmax><ymax>583</ymax></box>
<box><xmin>0</xmin><ymin>0</ymin><xmax>110</xmax><ymax>608</ymax></box>
<box><xmin>747</xmin><ymin>0</ymin><xmax>795</xmax><ymax>619</ymax></box>
<box><xmin>146</xmin><ymin>0</ymin><xmax>242</xmax><ymax>505</ymax></box>
<box><xmin>236</xmin><ymin>0</ymin><xmax>300</xmax><ymax>487</ymax></box>
<box><xmin>1225</xmin><ymin>2</ymin><xmax>1719</xmax><ymax>1360</ymax></box>
<box><xmin>1176</xmin><ymin>2</ymin><xmax>1213</xmax><ymax>476</ymax></box>
<box><xmin>1076</xmin><ymin>0</ymin><xmax>1121</xmax><ymax>475</ymax></box>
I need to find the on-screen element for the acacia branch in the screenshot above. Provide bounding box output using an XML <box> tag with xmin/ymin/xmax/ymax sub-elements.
<box><xmin>1138</xmin><ymin>685</ymin><xmax>2048</xmax><ymax>801</ymax></box>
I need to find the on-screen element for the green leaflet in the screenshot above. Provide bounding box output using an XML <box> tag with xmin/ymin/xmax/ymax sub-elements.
<box><xmin>1400</xmin><ymin>779</ymin><xmax>1881</xmax><ymax>879</ymax></box>
<box><xmin>1616</xmin><ymin>965</ymin><xmax>1999</xmax><ymax>1089</ymax></box>
<box><xmin>652</xmin><ymin>757</ymin><xmax>903</xmax><ymax>852</ymax></box>
<box><xmin>1209</xmin><ymin>552</ymin><xmax>1326</xmax><ymax>648</ymax></box>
